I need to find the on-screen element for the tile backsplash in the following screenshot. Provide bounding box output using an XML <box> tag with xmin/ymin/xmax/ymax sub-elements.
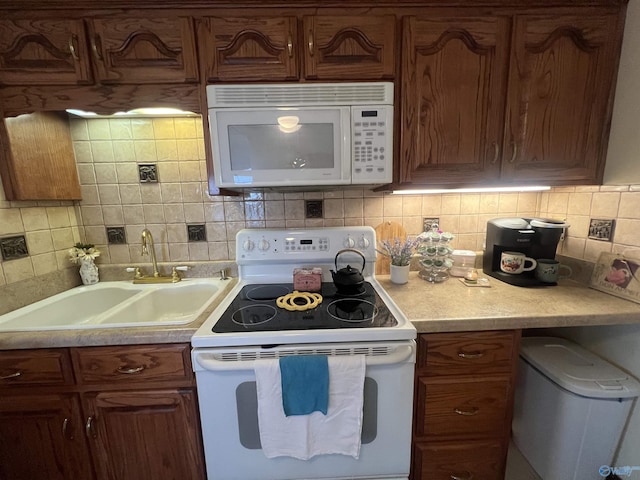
<box><xmin>1</xmin><ymin>114</ymin><xmax>640</xmax><ymax>289</ymax></box>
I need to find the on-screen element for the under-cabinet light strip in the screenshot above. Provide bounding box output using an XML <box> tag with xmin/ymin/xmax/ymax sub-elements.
<box><xmin>392</xmin><ymin>186</ymin><xmax>551</xmax><ymax>195</ymax></box>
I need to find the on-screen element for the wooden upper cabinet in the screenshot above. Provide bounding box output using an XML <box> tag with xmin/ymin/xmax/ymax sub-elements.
<box><xmin>400</xmin><ymin>16</ymin><xmax>510</xmax><ymax>186</ymax></box>
<box><xmin>0</xmin><ymin>19</ymin><xmax>92</xmax><ymax>86</ymax></box>
<box><xmin>503</xmin><ymin>15</ymin><xmax>620</xmax><ymax>184</ymax></box>
<box><xmin>1</xmin><ymin>111</ymin><xmax>81</xmax><ymax>200</ymax></box>
<box><xmin>87</xmin><ymin>16</ymin><xmax>199</xmax><ymax>84</ymax></box>
<box><xmin>198</xmin><ymin>16</ymin><xmax>298</xmax><ymax>82</ymax></box>
<box><xmin>303</xmin><ymin>15</ymin><xmax>396</xmax><ymax>80</ymax></box>
<box><xmin>198</xmin><ymin>15</ymin><xmax>396</xmax><ymax>82</ymax></box>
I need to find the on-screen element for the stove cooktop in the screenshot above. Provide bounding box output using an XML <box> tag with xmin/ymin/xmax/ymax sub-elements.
<box><xmin>211</xmin><ymin>282</ymin><xmax>398</xmax><ymax>333</ymax></box>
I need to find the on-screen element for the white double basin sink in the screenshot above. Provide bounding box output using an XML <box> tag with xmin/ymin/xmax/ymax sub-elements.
<box><xmin>0</xmin><ymin>278</ymin><xmax>228</xmax><ymax>332</ymax></box>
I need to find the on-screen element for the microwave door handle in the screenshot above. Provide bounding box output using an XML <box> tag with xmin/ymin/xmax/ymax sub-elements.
<box><xmin>193</xmin><ymin>344</ymin><xmax>415</xmax><ymax>372</ymax></box>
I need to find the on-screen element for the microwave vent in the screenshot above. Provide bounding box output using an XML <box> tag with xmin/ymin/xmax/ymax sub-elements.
<box><xmin>208</xmin><ymin>82</ymin><xmax>393</xmax><ymax>107</ymax></box>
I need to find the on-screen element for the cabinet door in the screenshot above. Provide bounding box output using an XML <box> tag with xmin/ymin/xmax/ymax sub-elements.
<box><xmin>503</xmin><ymin>15</ymin><xmax>621</xmax><ymax>184</ymax></box>
<box><xmin>0</xmin><ymin>19</ymin><xmax>92</xmax><ymax>86</ymax></box>
<box><xmin>400</xmin><ymin>17</ymin><xmax>510</xmax><ymax>186</ymax></box>
<box><xmin>1</xmin><ymin>111</ymin><xmax>82</xmax><ymax>201</ymax></box>
<box><xmin>88</xmin><ymin>17</ymin><xmax>199</xmax><ymax>84</ymax></box>
<box><xmin>0</xmin><ymin>393</ymin><xmax>94</xmax><ymax>480</ymax></box>
<box><xmin>199</xmin><ymin>16</ymin><xmax>298</xmax><ymax>82</ymax></box>
<box><xmin>84</xmin><ymin>389</ymin><xmax>205</xmax><ymax>480</ymax></box>
<box><xmin>303</xmin><ymin>15</ymin><xmax>396</xmax><ymax>80</ymax></box>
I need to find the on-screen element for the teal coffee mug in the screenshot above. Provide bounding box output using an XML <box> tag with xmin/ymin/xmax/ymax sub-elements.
<box><xmin>535</xmin><ymin>259</ymin><xmax>572</xmax><ymax>283</ymax></box>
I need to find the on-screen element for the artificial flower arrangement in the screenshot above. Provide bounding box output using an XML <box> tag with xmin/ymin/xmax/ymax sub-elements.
<box><xmin>68</xmin><ymin>242</ymin><xmax>101</xmax><ymax>264</ymax></box>
<box><xmin>376</xmin><ymin>237</ymin><xmax>419</xmax><ymax>266</ymax></box>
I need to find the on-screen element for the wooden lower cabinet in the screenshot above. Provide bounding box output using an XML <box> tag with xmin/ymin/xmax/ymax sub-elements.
<box><xmin>411</xmin><ymin>330</ymin><xmax>521</xmax><ymax>480</ymax></box>
<box><xmin>0</xmin><ymin>344</ymin><xmax>205</xmax><ymax>480</ymax></box>
<box><xmin>413</xmin><ymin>440</ymin><xmax>505</xmax><ymax>480</ymax></box>
<box><xmin>0</xmin><ymin>393</ymin><xmax>93</xmax><ymax>480</ymax></box>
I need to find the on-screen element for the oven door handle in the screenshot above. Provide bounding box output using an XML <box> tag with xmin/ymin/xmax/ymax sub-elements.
<box><xmin>193</xmin><ymin>345</ymin><xmax>415</xmax><ymax>371</ymax></box>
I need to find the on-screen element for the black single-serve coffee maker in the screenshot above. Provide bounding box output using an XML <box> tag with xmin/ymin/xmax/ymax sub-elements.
<box><xmin>483</xmin><ymin>217</ymin><xmax>569</xmax><ymax>287</ymax></box>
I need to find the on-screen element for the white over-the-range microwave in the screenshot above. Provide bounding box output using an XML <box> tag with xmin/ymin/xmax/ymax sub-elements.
<box><xmin>207</xmin><ymin>82</ymin><xmax>394</xmax><ymax>189</ymax></box>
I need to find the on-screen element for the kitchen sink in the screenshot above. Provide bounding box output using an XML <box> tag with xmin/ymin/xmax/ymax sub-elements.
<box><xmin>0</xmin><ymin>278</ymin><xmax>227</xmax><ymax>332</ymax></box>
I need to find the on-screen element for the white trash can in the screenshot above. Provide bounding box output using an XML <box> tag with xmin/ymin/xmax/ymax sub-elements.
<box><xmin>512</xmin><ymin>336</ymin><xmax>640</xmax><ymax>480</ymax></box>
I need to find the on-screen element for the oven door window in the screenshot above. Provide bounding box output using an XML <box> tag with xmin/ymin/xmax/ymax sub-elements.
<box><xmin>236</xmin><ymin>378</ymin><xmax>378</xmax><ymax>450</ymax></box>
<box><xmin>212</xmin><ymin>107</ymin><xmax>351</xmax><ymax>187</ymax></box>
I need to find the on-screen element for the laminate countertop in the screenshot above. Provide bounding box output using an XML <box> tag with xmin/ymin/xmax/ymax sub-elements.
<box><xmin>3</xmin><ymin>273</ymin><xmax>640</xmax><ymax>350</ymax></box>
<box><xmin>377</xmin><ymin>272</ymin><xmax>640</xmax><ymax>333</ymax></box>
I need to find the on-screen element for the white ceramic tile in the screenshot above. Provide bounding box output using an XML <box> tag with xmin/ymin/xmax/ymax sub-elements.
<box><xmin>3</xmin><ymin>257</ymin><xmax>35</xmax><ymax>284</ymax></box>
<box><xmin>108</xmin><ymin>118</ymin><xmax>133</xmax><ymax>140</ymax></box>
<box><xmin>143</xmin><ymin>204</ymin><xmax>165</xmax><ymax>223</ymax></box>
<box><xmin>156</xmin><ymin>140</ymin><xmax>178</xmax><ymax>161</ymax></box>
<box><xmin>164</xmin><ymin>204</ymin><xmax>185</xmax><ymax>223</ymax></box>
<box><xmin>119</xmin><ymin>185</ymin><xmax>142</xmax><ymax>205</ymax></box>
<box><xmin>91</xmin><ymin>141</ymin><xmax>115</xmax><ymax>162</ymax></box>
<box><xmin>177</xmin><ymin>139</ymin><xmax>200</xmax><ymax>160</ymax></box>
<box><xmin>69</xmin><ymin>118</ymin><xmax>89</xmax><ymax>141</ymax></box>
<box><xmin>205</xmin><ymin>223</ymin><xmax>228</xmax><ymax>242</ymax></box>
<box><xmin>87</xmin><ymin>119</ymin><xmax>111</xmax><ymax>140</ymax></box>
<box><xmin>189</xmin><ymin>242</ymin><xmax>209</xmax><ymax>261</ymax></box>
<box><xmin>208</xmin><ymin>242</ymin><xmax>229</xmax><ymax>261</ymax></box>
<box><xmin>98</xmin><ymin>185</ymin><xmax>121</xmax><ymax>205</ymax></box>
<box><xmin>179</xmin><ymin>161</ymin><xmax>201</xmax><ymax>182</ymax></box>
<box><xmin>115</xmin><ymin>163</ymin><xmax>139</xmax><ymax>184</ymax></box>
<box><xmin>344</xmin><ymin>198</ymin><xmax>364</xmax><ymax>218</ymax></box>
<box><xmin>123</xmin><ymin>205</ymin><xmax>144</xmax><ymax>224</ymax></box>
<box><xmin>619</xmin><ymin>192</ymin><xmax>640</xmax><ymax>219</ymax></box>
<box><xmin>244</xmin><ymin>201</ymin><xmax>265</xmax><ymax>221</ymax></box>
<box><xmin>160</xmin><ymin>183</ymin><xmax>183</xmax><ymax>204</ymax></box>
<box><xmin>324</xmin><ymin>199</ymin><xmax>344</xmax><ymax>218</ymax></box>
<box><xmin>383</xmin><ymin>195</ymin><xmax>402</xmax><ymax>217</ymax></box>
<box><xmin>51</xmin><ymin>227</ymin><xmax>74</xmax><ymax>251</ymax></box>
<box><xmin>0</xmin><ymin>209</ymin><xmax>24</xmax><ymax>235</ymax></box>
<box><xmin>567</xmin><ymin>192</ymin><xmax>593</xmax><ymax>215</ymax></box>
<box><xmin>169</xmin><ymin>243</ymin><xmax>189</xmax><ymax>262</ymax></box>
<box><xmin>102</xmin><ymin>206</ymin><xmax>124</xmax><ymax>225</ymax></box>
<box><xmin>134</xmin><ymin>140</ymin><xmax>158</xmax><ymax>162</ymax></box>
<box><xmin>479</xmin><ymin>193</ymin><xmax>499</xmax><ymax>213</ymax></box>
<box><xmin>167</xmin><ymin>224</ymin><xmax>188</xmax><ymax>243</ymax></box>
<box><xmin>363</xmin><ymin>197</ymin><xmax>383</xmax><ymax>217</ymax></box>
<box><xmin>140</xmin><ymin>184</ymin><xmax>162</xmax><ymax>204</ymax></box>
<box><xmin>80</xmin><ymin>206</ymin><xmax>104</xmax><ymax>226</ymax></box>
<box><xmin>590</xmin><ymin>192</ymin><xmax>620</xmax><ymax>218</ymax></box>
<box><xmin>94</xmin><ymin>164</ymin><xmax>118</xmax><ymax>184</ymax></box>
<box><xmin>84</xmin><ymin>226</ymin><xmax>108</xmax><ymax>245</ymax></box>
<box><xmin>205</xmin><ymin>203</ymin><xmax>226</xmax><ymax>222</ymax></box>
<box><xmin>614</xmin><ymin>219</ymin><xmax>640</xmax><ymax>247</ymax></box>
<box><xmin>108</xmin><ymin>244</ymin><xmax>132</xmax><ymax>263</ymax></box>
<box><xmin>152</xmin><ymin>118</ymin><xmax>176</xmax><ymax>139</ymax></box>
<box><xmin>31</xmin><ymin>252</ymin><xmax>60</xmax><ymax>276</ymax></box>
<box><xmin>76</xmin><ymin>164</ymin><xmax>97</xmax><ymax>185</ymax></box>
<box><xmin>25</xmin><ymin>230</ymin><xmax>54</xmax><ymax>255</ymax></box>
<box><xmin>112</xmin><ymin>140</ymin><xmax>135</xmax><ymax>162</ymax></box>
<box><xmin>131</xmin><ymin>119</ymin><xmax>154</xmax><ymax>140</ymax></box>
<box><xmin>181</xmin><ymin>182</ymin><xmax>203</xmax><ymax>203</ymax></box>
<box><xmin>284</xmin><ymin>199</ymin><xmax>304</xmax><ymax>220</ymax></box>
<box><xmin>174</xmin><ymin>118</ymin><xmax>197</xmax><ymax>138</ymax></box>
<box><xmin>184</xmin><ymin>203</ymin><xmax>205</xmax><ymax>223</ymax></box>
<box><xmin>21</xmin><ymin>207</ymin><xmax>50</xmax><ymax>231</ymax></box>
<box><xmin>46</xmin><ymin>207</ymin><xmax>71</xmax><ymax>228</ymax></box>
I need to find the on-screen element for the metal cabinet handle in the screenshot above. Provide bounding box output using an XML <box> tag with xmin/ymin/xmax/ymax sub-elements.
<box><xmin>1</xmin><ymin>371</ymin><xmax>22</xmax><ymax>380</ymax></box>
<box><xmin>91</xmin><ymin>34</ymin><xmax>103</xmax><ymax>60</ymax></box>
<box><xmin>450</xmin><ymin>471</ymin><xmax>474</xmax><ymax>480</ymax></box>
<box><xmin>62</xmin><ymin>417</ymin><xmax>74</xmax><ymax>440</ymax></box>
<box><xmin>308</xmin><ymin>31</ymin><xmax>314</xmax><ymax>56</ymax></box>
<box><xmin>509</xmin><ymin>140</ymin><xmax>518</xmax><ymax>163</ymax></box>
<box><xmin>85</xmin><ymin>416</ymin><xmax>96</xmax><ymax>439</ymax></box>
<box><xmin>490</xmin><ymin>142</ymin><xmax>499</xmax><ymax>165</ymax></box>
<box><xmin>116</xmin><ymin>365</ymin><xmax>145</xmax><ymax>374</ymax></box>
<box><xmin>457</xmin><ymin>351</ymin><xmax>484</xmax><ymax>359</ymax></box>
<box><xmin>287</xmin><ymin>35</ymin><xmax>293</xmax><ymax>57</ymax></box>
<box><xmin>68</xmin><ymin>34</ymin><xmax>80</xmax><ymax>61</ymax></box>
<box><xmin>454</xmin><ymin>406</ymin><xmax>479</xmax><ymax>416</ymax></box>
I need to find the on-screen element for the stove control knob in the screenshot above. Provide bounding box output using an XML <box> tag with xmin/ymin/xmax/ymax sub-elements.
<box><xmin>343</xmin><ymin>236</ymin><xmax>356</xmax><ymax>248</ymax></box>
<box><xmin>358</xmin><ymin>237</ymin><xmax>370</xmax><ymax>249</ymax></box>
<box><xmin>258</xmin><ymin>239</ymin><xmax>270</xmax><ymax>251</ymax></box>
<box><xmin>242</xmin><ymin>239</ymin><xmax>255</xmax><ymax>251</ymax></box>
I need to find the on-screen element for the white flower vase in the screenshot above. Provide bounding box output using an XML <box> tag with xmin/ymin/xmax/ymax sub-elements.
<box><xmin>79</xmin><ymin>257</ymin><xmax>99</xmax><ymax>285</ymax></box>
<box><xmin>390</xmin><ymin>264</ymin><xmax>410</xmax><ymax>285</ymax></box>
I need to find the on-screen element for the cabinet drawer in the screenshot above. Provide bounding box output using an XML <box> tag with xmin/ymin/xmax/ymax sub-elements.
<box><xmin>72</xmin><ymin>344</ymin><xmax>192</xmax><ymax>384</ymax></box>
<box><xmin>0</xmin><ymin>349</ymin><xmax>74</xmax><ymax>387</ymax></box>
<box><xmin>418</xmin><ymin>331</ymin><xmax>518</xmax><ymax>376</ymax></box>
<box><xmin>415</xmin><ymin>378</ymin><xmax>510</xmax><ymax>438</ymax></box>
<box><xmin>412</xmin><ymin>440</ymin><xmax>505</xmax><ymax>480</ymax></box>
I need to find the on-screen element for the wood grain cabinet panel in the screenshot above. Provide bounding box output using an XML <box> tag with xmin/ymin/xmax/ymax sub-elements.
<box><xmin>198</xmin><ymin>14</ymin><xmax>396</xmax><ymax>82</ymax></box>
<box><xmin>413</xmin><ymin>440</ymin><xmax>505</xmax><ymax>480</ymax></box>
<box><xmin>83</xmin><ymin>389</ymin><xmax>205</xmax><ymax>480</ymax></box>
<box><xmin>415</xmin><ymin>378</ymin><xmax>510</xmax><ymax>438</ymax></box>
<box><xmin>0</xmin><ymin>18</ymin><xmax>92</xmax><ymax>86</ymax></box>
<box><xmin>303</xmin><ymin>15</ymin><xmax>396</xmax><ymax>80</ymax></box>
<box><xmin>399</xmin><ymin>12</ymin><xmax>623</xmax><ymax>188</ymax></box>
<box><xmin>198</xmin><ymin>16</ymin><xmax>299</xmax><ymax>82</ymax></box>
<box><xmin>0</xmin><ymin>348</ymin><xmax>74</xmax><ymax>386</ymax></box>
<box><xmin>0</xmin><ymin>111</ymin><xmax>82</xmax><ymax>201</ymax></box>
<box><xmin>72</xmin><ymin>343</ymin><xmax>192</xmax><ymax>385</ymax></box>
<box><xmin>503</xmin><ymin>14</ymin><xmax>621</xmax><ymax>184</ymax></box>
<box><xmin>0</xmin><ymin>344</ymin><xmax>205</xmax><ymax>480</ymax></box>
<box><xmin>417</xmin><ymin>330</ymin><xmax>516</xmax><ymax>376</ymax></box>
<box><xmin>0</xmin><ymin>393</ymin><xmax>94</xmax><ymax>480</ymax></box>
<box><xmin>400</xmin><ymin>16</ymin><xmax>510</xmax><ymax>186</ymax></box>
<box><xmin>88</xmin><ymin>16</ymin><xmax>199</xmax><ymax>84</ymax></box>
<box><xmin>411</xmin><ymin>331</ymin><xmax>520</xmax><ymax>480</ymax></box>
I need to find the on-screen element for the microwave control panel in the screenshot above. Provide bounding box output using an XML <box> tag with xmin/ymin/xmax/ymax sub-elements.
<box><xmin>351</xmin><ymin>105</ymin><xmax>393</xmax><ymax>184</ymax></box>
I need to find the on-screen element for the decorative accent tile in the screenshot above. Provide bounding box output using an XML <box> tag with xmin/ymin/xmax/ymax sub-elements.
<box><xmin>138</xmin><ymin>163</ymin><xmax>158</xmax><ymax>183</ymax></box>
<box><xmin>106</xmin><ymin>226</ymin><xmax>127</xmax><ymax>244</ymax></box>
<box><xmin>305</xmin><ymin>200</ymin><xmax>323</xmax><ymax>219</ymax></box>
<box><xmin>0</xmin><ymin>235</ymin><xmax>29</xmax><ymax>260</ymax></box>
<box><xmin>187</xmin><ymin>224</ymin><xmax>207</xmax><ymax>242</ymax></box>
<box><xmin>588</xmin><ymin>219</ymin><xmax>615</xmax><ymax>241</ymax></box>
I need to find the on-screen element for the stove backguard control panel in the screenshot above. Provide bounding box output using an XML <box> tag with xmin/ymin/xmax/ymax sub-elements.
<box><xmin>236</xmin><ymin>227</ymin><xmax>377</xmax><ymax>264</ymax></box>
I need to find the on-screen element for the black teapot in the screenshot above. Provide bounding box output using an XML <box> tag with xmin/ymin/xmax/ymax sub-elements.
<box><xmin>330</xmin><ymin>249</ymin><xmax>366</xmax><ymax>295</ymax></box>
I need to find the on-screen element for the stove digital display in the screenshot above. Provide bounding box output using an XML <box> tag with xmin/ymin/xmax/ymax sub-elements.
<box><xmin>212</xmin><ymin>282</ymin><xmax>398</xmax><ymax>333</ymax></box>
<box><xmin>300</xmin><ymin>239</ymin><xmax>312</xmax><ymax>245</ymax></box>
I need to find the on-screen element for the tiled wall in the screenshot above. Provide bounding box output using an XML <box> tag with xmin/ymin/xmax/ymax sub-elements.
<box><xmin>1</xmin><ymin>114</ymin><xmax>640</xmax><ymax>288</ymax></box>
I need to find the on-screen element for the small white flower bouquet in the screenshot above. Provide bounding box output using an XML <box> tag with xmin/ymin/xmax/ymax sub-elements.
<box><xmin>376</xmin><ymin>237</ymin><xmax>419</xmax><ymax>267</ymax></box>
<box><xmin>68</xmin><ymin>243</ymin><xmax>101</xmax><ymax>264</ymax></box>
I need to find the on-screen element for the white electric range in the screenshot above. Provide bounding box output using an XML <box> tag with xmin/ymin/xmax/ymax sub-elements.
<box><xmin>192</xmin><ymin>226</ymin><xmax>416</xmax><ymax>480</ymax></box>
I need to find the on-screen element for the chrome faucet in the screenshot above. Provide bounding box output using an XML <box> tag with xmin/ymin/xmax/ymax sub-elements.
<box><xmin>141</xmin><ymin>228</ymin><xmax>160</xmax><ymax>277</ymax></box>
